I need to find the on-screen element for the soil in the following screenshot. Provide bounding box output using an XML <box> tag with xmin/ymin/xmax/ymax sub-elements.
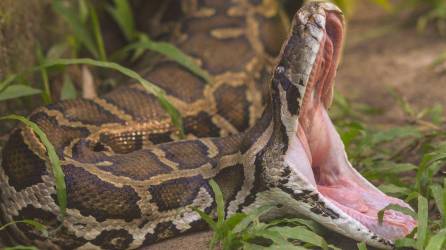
<box><xmin>147</xmin><ymin>2</ymin><xmax>446</xmax><ymax>249</ymax></box>
<box><xmin>336</xmin><ymin>2</ymin><xmax>446</xmax><ymax>125</ymax></box>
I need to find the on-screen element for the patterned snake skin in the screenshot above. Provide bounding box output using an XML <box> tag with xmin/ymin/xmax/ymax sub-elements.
<box><xmin>0</xmin><ymin>1</ymin><xmax>398</xmax><ymax>250</ymax></box>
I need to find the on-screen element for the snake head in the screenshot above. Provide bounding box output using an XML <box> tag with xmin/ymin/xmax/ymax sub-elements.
<box><xmin>263</xmin><ymin>2</ymin><xmax>416</xmax><ymax>248</ymax></box>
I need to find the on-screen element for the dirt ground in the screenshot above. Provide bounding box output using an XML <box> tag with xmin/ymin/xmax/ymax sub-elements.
<box><xmin>336</xmin><ymin>2</ymin><xmax>446</xmax><ymax>125</ymax></box>
<box><xmin>147</xmin><ymin>2</ymin><xmax>446</xmax><ymax>250</ymax></box>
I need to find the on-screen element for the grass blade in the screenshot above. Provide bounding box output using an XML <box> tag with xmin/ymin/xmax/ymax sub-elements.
<box><xmin>268</xmin><ymin>226</ymin><xmax>328</xmax><ymax>249</ymax></box>
<box><xmin>60</xmin><ymin>75</ymin><xmax>77</xmax><ymax>100</ymax></box>
<box><xmin>395</xmin><ymin>238</ymin><xmax>417</xmax><ymax>249</ymax></box>
<box><xmin>106</xmin><ymin>0</ymin><xmax>135</xmax><ymax>41</ymax></box>
<box><xmin>52</xmin><ymin>0</ymin><xmax>99</xmax><ymax>58</ymax></box>
<box><xmin>252</xmin><ymin>229</ymin><xmax>297</xmax><ymax>248</ymax></box>
<box><xmin>378</xmin><ymin>184</ymin><xmax>411</xmax><ymax>196</ymax></box>
<box><xmin>416</xmin><ymin>195</ymin><xmax>429</xmax><ymax>250</ymax></box>
<box><xmin>221</xmin><ymin>213</ymin><xmax>247</xmax><ymax>232</ymax></box>
<box><xmin>357</xmin><ymin>242</ymin><xmax>368</xmax><ymax>250</ymax></box>
<box><xmin>0</xmin><ymin>75</ymin><xmax>18</xmax><ymax>92</ymax></box>
<box><xmin>88</xmin><ymin>1</ymin><xmax>107</xmax><ymax>61</ymax></box>
<box><xmin>0</xmin><ymin>85</ymin><xmax>42</xmax><ymax>102</ymax></box>
<box><xmin>0</xmin><ymin>115</ymin><xmax>66</xmax><ymax>218</ymax></box>
<box><xmin>377</xmin><ymin>204</ymin><xmax>416</xmax><ymax>224</ymax></box>
<box><xmin>431</xmin><ymin>183</ymin><xmax>445</xmax><ymax>224</ymax></box>
<box><xmin>36</xmin><ymin>46</ymin><xmax>52</xmax><ymax>104</ymax></box>
<box><xmin>209</xmin><ymin>180</ymin><xmax>225</xmax><ymax>226</ymax></box>
<box><xmin>122</xmin><ymin>39</ymin><xmax>212</xmax><ymax>82</ymax></box>
<box><xmin>0</xmin><ymin>219</ymin><xmax>48</xmax><ymax>237</ymax></box>
<box><xmin>192</xmin><ymin>208</ymin><xmax>217</xmax><ymax>231</ymax></box>
<box><xmin>425</xmin><ymin>228</ymin><xmax>446</xmax><ymax>250</ymax></box>
<box><xmin>443</xmin><ymin>178</ymin><xmax>446</xmax><ymax>226</ymax></box>
<box><xmin>233</xmin><ymin>205</ymin><xmax>275</xmax><ymax>233</ymax></box>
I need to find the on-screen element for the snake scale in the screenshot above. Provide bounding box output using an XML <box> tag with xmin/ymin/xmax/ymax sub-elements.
<box><xmin>0</xmin><ymin>1</ymin><xmax>416</xmax><ymax>249</ymax></box>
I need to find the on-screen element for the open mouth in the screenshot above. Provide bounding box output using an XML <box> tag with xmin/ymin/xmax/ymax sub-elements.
<box><xmin>288</xmin><ymin>9</ymin><xmax>417</xmax><ymax>241</ymax></box>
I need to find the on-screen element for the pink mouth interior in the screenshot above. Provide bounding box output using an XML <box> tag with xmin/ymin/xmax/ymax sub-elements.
<box><xmin>294</xmin><ymin>12</ymin><xmax>417</xmax><ymax>240</ymax></box>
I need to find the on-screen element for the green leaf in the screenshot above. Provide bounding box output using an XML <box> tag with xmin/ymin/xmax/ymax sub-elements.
<box><xmin>106</xmin><ymin>0</ymin><xmax>135</xmax><ymax>41</ymax></box>
<box><xmin>0</xmin><ymin>85</ymin><xmax>42</xmax><ymax>101</ymax></box>
<box><xmin>357</xmin><ymin>242</ymin><xmax>368</xmax><ymax>250</ymax></box>
<box><xmin>367</xmin><ymin>163</ymin><xmax>417</xmax><ymax>176</ymax></box>
<box><xmin>395</xmin><ymin>238</ymin><xmax>417</xmax><ymax>248</ymax></box>
<box><xmin>0</xmin><ymin>74</ymin><xmax>18</xmax><ymax>92</ymax></box>
<box><xmin>52</xmin><ymin>0</ymin><xmax>99</xmax><ymax>58</ymax></box>
<box><xmin>266</xmin><ymin>217</ymin><xmax>322</xmax><ymax>232</ymax></box>
<box><xmin>431</xmin><ymin>183</ymin><xmax>445</xmax><ymax>223</ymax></box>
<box><xmin>417</xmin><ymin>150</ymin><xmax>446</xmax><ymax>194</ymax></box>
<box><xmin>88</xmin><ymin>1</ymin><xmax>107</xmax><ymax>61</ymax></box>
<box><xmin>443</xmin><ymin>178</ymin><xmax>446</xmax><ymax>226</ymax></box>
<box><xmin>233</xmin><ymin>205</ymin><xmax>275</xmax><ymax>234</ymax></box>
<box><xmin>425</xmin><ymin>228</ymin><xmax>446</xmax><ymax>250</ymax></box>
<box><xmin>60</xmin><ymin>75</ymin><xmax>77</xmax><ymax>100</ymax></box>
<box><xmin>243</xmin><ymin>243</ymin><xmax>272</xmax><ymax>250</ymax></box>
<box><xmin>268</xmin><ymin>225</ymin><xmax>328</xmax><ymax>249</ymax></box>
<box><xmin>379</xmin><ymin>184</ymin><xmax>411</xmax><ymax>196</ymax></box>
<box><xmin>370</xmin><ymin>127</ymin><xmax>421</xmax><ymax>145</ymax></box>
<box><xmin>339</xmin><ymin>122</ymin><xmax>364</xmax><ymax>148</ymax></box>
<box><xmin>252</xmin><ymin>229</ymin><xmax>298</xmax><ymax>248</ymax></box>
<box><xmin>0</xmin><ymin>115</ymin><xmax>66</xmax><ymax>218</ymax></box>
<box><xmin>130</xmin><ymin>33</ymin><xmax>150</xmax><ymax>61</ymax></box>
<box><xmin>156</xmin><ymin>96</ymin><xmax>184</xmax><ymax>138</ymax></box>
<box><xmin>209</xmin><ymin>179</ymin><xmax>225</xmax><ymax>226</ymax></box>
<box><xmin>46</xmin><ymin>42</ymin><xmax>69</xmax><ymax>60</ymax></box>
<box><xmin>377</xmin><ymin>204</ymin><xmax>416</xmax><ymax>225</ymax></box>
<box><xmin>389</xmin><ymin>88</ymin><xmax>416</xmax><ymax>118</ymax></box>
<box><xmin>425</xmin><ymin>104</ymin><xmax>444</xmax><ymax>125</ymax></box>
<box><xmin>192</xmin><ymin>207</ymin><xmax>217</xmax><ymax>231</ymax></box>
<box><xmin>222</xmin><ymin>213</ymin><xmax>247</xmax><ymax>232</ymax></box>
<box><xmin>0</xmin><ymin>219</ymin><xmax>48</xmax><ymax>237</ymax></box>
<box><xmin>78</xmin><ymin>0</ymin><xmax>89</xmax><ymax>23</ymax></box>
<box><xmin>122</xmin><ymin>39</ymin><xmax>212</xmax><ymax>83</ymax></box>
<box><xmin>36</xmin><ymin>45</ymin><xmax>52</xmax><ymax>104</ymax></box>
<box><xmin>416</xmin><ymin>195</ymin><xmax>429</xmax><ymax>249</ymax></box>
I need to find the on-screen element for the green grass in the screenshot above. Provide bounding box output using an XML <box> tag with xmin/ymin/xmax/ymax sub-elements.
<box><xmin>195</xmin><ymin>180</ymin><xmax>339</xmax><ymax>250</ymax></box>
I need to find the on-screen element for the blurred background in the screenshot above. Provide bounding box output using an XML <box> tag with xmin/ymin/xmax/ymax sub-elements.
<box><xmin>332</xmin><ymin>0</ymin><xmax>446</xmax><ymax>125</ymax></box>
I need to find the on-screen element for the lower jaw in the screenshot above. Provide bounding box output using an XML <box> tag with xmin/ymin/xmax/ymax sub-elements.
<box><xmin>293</xmin><ymin>104</ymin><xmax>416</xmax><ymax>241</ymax></box>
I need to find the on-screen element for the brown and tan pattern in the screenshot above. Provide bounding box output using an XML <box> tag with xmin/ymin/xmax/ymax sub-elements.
<box><xmin>0</xmin><ymin>1</ymin><xmax>401</xmax><ymax>250</ymax></box>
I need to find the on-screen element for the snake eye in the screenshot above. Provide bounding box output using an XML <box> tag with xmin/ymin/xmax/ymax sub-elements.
<box><xmin>276</xmin><ymin>65</ymin><xmax>285</xmax><ymax>74</ymax></box>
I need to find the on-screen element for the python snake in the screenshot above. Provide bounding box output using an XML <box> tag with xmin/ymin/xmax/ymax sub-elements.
<box><xmin>0</xmin><ymin>1</ymin><xmax>416</xmax><ymax>249</ymax></box>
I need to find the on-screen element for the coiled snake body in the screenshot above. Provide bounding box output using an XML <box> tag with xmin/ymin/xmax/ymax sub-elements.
<box><xmin>0</xmin><ymin>1</ymin><xmax>416</xmax><ymax>249</ymax></box>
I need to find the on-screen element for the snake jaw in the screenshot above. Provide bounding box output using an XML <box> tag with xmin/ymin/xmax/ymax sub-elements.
<box><xmin>273</xmin><ymin>2</ymin><xmax>416</xmax><ymax>248</ymax></box>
